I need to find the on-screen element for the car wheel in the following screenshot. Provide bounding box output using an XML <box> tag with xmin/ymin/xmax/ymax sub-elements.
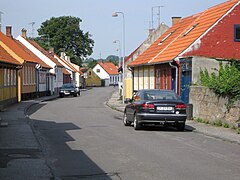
<box><xmin>123</xmin><ymin>111</ymin><xmax>131</xmax><ymax>126</ymax></box>
<box><xmin>73</xmin><ymin>93</ymin><xmax>78</xmax><ymax>97</ymax></box>
<box><xmin>59</xmin><ymin>95</ymin><xmax>64</xmax><ymax>98</ymax></box>
<box><xmin>133</xmin><ymin>114</ymin><xmax>141</xmax><ymax>130</ymax></box>
<box><xmin>176</xmin><ymin>123</ymin><xmax>185</xmax><ymax>131</ymax></box>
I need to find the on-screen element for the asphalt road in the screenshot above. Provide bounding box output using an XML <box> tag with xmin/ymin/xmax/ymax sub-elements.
<box><xmin>29</xmin><ymin>87</ymin><xmax>240</xmax><ymax>180</ymax></box>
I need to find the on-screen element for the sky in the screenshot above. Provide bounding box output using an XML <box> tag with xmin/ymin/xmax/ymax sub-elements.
<box><xmin>0</xmin><ymin>0</ymin><xmax>227</xmax><ymax>59</ymax></box>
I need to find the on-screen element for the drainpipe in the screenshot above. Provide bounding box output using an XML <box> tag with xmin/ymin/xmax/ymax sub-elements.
<box><xmin>169</xmin><ymin>62</ymin><xmax>178</xmax><ymax>94</ymax></box>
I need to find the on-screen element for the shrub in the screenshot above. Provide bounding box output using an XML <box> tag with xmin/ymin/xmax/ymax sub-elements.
<box><xmin>200</xmin><ymin>61</ymin><xmax>240</xmax><ymax>110</ymax></box>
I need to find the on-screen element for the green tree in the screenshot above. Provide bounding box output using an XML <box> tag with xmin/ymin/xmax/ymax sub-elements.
<box><xmin>88</xmin><ymin>60</ymin><xmax>98</xmax><ymax>68</ymax></box>
<box><xmin>35</xmin><ymin>16</ymin><xmax>94</xmax><ymax>66</ymax></box>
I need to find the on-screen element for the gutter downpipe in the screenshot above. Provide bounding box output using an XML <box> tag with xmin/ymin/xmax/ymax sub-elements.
<box><xmin>169</xmin><ymin>61</ymin><xmax>178</xmax><ymax>94</ymax></box>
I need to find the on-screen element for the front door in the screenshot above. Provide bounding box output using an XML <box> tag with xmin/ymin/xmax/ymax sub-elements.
<box><xmin>180</xmin><ymin>70</ymin><xmax>192</xmax><ymax>104</ymax></box>
<box><xmin>180</xmin><ymin>58</ymin><xmax>192</xmax><ymax>104</ymax></box>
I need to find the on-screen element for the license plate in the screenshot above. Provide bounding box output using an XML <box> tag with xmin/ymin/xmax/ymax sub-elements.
<box><xmin>157</xmin><ymin>107</ymin><xmax>173</xmax><ymax>111</ymax></box>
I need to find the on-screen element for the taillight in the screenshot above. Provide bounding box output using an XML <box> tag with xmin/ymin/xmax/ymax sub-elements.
<box><xmin>176</xmin><ymin>104</ymin><xmax>186</xmax><ymax>109</ymax></box>
<box><xmin>141</xmin><ymin>103</ymin><xmax>155</xmax><ymax>109</ymax></box>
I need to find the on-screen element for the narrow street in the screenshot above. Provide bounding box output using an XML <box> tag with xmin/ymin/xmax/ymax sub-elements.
<box><xmin>28</xmin><ymin>87</ymin><xmax>240</xmax><ymax>180</ymax></box>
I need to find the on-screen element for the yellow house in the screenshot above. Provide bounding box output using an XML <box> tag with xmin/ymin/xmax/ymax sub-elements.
<box><xmin>85</xmin><ymin>68</ymin><xmax>102</xmax><ymax>87</ymax></box>
<box><xmin>0</xmin><ymin>45</ymin><xmax>22</xmax><ymax>109</ymax></box>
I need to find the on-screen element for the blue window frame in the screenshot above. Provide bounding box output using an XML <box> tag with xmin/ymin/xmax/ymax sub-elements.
<box><xmin>234</xmin><ymin>24</ymin><xmax>240</xmax><ymax>42</ymax></box>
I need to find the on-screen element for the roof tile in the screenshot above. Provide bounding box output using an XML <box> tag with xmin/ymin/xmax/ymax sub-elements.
<box><xmin>129</xmin><ymin>0</ymin><xmax>239</xmax><ymax>67</ymax></box>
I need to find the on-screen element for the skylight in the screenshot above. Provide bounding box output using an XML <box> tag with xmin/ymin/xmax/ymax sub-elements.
<box><xmin>158</xmin><ymin>30</ymin><xmax>176</xmax><ymax>45</ymax></box>
<box><xmin>183</xmin><ymin>24</ymin><xmax>198</xmax><ymax>37</ymax></box>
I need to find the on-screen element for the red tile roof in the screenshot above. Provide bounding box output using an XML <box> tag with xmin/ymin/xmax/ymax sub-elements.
<box><xmin>99</xmin><ymin>62</ymin><xmax>118</xmax><ymax>75</ymax></box>
<box><xmin>62</xmin><ymin>68</ymin><xmax>71</xmax><ymax>75</ymax></box>
<box><xmin>0</xmin><ymin>45</ymin><xmax>22</xmax><ymax>65</ymax></box>
<box><xmin>129</xmin><ymin>0</ymin><xmax>239</xmax><ymax>67</ymax></box>
<box><xmin>16</xmin><ymin>40</ymin><xmax>51</xmax><ymax>69</ymax></box>
<box><xmin>0</xmin><ymin>32</ymin><xmax>45</xmax><ymax>65</ymax></box>
<box><xmin>26</xmin><ymin>38</ymin><xmax>64</xmax><ymax>67</ymax></box>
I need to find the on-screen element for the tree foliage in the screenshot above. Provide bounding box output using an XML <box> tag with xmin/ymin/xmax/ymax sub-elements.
<box><xmin>34</xmin><ymin>16</ymin><xmax>94</xmax><ymax>66</ymax></box>
<box><xmin>200</xmin><ymin>61</ymin><xmax>240</xmax><ymax>108</ymax></box>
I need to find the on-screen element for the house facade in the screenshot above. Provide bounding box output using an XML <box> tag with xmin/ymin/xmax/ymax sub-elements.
<box><xmin>85</xmin><ymin>68</ymin><xmax>102</xmax><ymax>87</ymax></box>
<box><xmin>93</xmin><ymin>62</ymin><xmax>118</xmax><ymax>86</ymax></box>
<box><xmin>0</xmin><ymin>27</ymin><xmax>51</xmax><ymax>101</ymax></box>
<box><xmin>0</xmin><ymin>45</ymin><xmax>22</xmax><ymax>108</ymax></box>
<box><xmin>124</xmin><ymin>23</ymin><xmax>169</xmax><ymax>99</ymax></box>
<box><xmin>129</xmin><ymin>0</ymin><xmax>240</xmax><ymax>104</ymax></box>
<box><xmin>17</xmin><ymin>31</ymin><xmax>64</xmax><ymax>95</ymax></box>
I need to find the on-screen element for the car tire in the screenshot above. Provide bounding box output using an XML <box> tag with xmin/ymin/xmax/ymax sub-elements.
<box><xmin>73</xmin><ymin>93</ymin><xmax>78</xmax><ymax>97</ymax></box>
<box><xmin>123</xmin><ymin>111</ymin><xmax>131</xmax><ymax>126</ymax></box>
<box><xmin>59</xmin><ymin>95</ymin><xmax>64</xmax><ymax>98</ymax></box>
<box><xmin>176</xmin><ymin>123</ymin><xmax>185</xmax><ymax>131</ymax></box>
<box><xmin>133</xmin><ymin>114</ymin><xmax>141</xmax><ymax>130</ymax></box>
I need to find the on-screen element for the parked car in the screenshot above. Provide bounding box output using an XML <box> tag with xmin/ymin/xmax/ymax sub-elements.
<box><xmin>123</xmin><ymin>89</ymin><xmax>187</xmax><ymax>131</ymax></box>
<box><xmin>59</xmin><ymin>83</ymin><xmax>80</xmax><ymax>98</ymax></box>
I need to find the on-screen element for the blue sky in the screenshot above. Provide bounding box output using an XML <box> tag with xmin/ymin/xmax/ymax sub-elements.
<box><xmin>0</xmin><ymin>0</ymin><xmax>226</xmax><ymax>59</ymax></box>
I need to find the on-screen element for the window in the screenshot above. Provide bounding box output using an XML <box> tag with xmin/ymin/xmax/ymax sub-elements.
<box><xmin>96</xmin><ymin>69</ymin><xmax>100</xmax><ymax>73</ymax></box>
<box><xmin>159</xmin><ymin>30</ymin><xmax>175</xmax><ymax>44</ymax></box>
<box><xmin>183</xmin><ymin>24</ymin><xmax>198</xmax><ymax>37</ymax></box>
<box><xmin>234</xmin><ymin>24</ymin><xmax>240</xmax><ymax>42</ymax></box>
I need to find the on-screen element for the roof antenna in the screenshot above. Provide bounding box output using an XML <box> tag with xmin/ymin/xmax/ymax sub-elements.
<box><xmin>0</xmin><ymin>11</ymin><xmax>4</xmax><ymax>32</ymax></box>
<box><xmin>28</xmin><ymin>21</ymin><xmax>35</xmax><ymax>38</ymax></box>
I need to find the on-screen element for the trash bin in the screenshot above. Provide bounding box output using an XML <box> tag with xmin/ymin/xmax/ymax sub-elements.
<box><xmin>186</xmin><ymin>104</ymin><xmax>193</xmax><ymax>120</ymax></box>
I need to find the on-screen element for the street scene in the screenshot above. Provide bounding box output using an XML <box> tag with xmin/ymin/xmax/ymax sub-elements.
<box><xmin>1</xmin><ymin>0</ymin><xmax>240</xmax><ymax>179</ymax></box>
<box><xmin>0</xmin><ymin>87</ymin><xmax>240</xmax><ymax>179</ymax></box>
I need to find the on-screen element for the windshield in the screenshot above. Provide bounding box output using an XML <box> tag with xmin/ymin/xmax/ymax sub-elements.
<box><xmin>61</xmin><ymin>84</ymin><xmax>74</xmax><ymax>88</ymax></box>
<box><xmin>142</xmin><ymin>90</ymin><xmax>179</xmax><ymax>100</ymax></box>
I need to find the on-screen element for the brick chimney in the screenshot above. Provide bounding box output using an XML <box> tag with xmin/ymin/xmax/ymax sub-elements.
<box><xmin>21</xmin><ymin>28</ymin><xmax>27</xmax><ymax>38</ymax></box>
<box><xmin>6</xmin><ymin>26</ymin><xmax>13</xmax><ymax>38</ymax></box>
<box><xmin>171</xmin><ymin>17</ymin><xmax>181</xmax><ymax>26</ymax></box>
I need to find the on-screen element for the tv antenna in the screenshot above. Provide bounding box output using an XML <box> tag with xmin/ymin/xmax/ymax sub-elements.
<box><xmin>0</xmin><ymin>11</ymin><xmax>4</xmax><ymax>32</ymax></box>
<box><xmin>29</xmin><ymin>21</ymin><xmax>35</xmax><ymax>38</ymax></box>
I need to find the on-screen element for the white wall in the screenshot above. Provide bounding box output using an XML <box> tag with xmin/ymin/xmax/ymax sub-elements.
<box><xmin>93</xmin><ymin>64</ymin><xmax>110</xmax><ymax>80</ymax></box>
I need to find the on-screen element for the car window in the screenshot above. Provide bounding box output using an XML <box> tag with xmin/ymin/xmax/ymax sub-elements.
<box><xmin>143</xmin><ymin>91</ymin><xmax>179</xmax><ymax>100</ymax></box>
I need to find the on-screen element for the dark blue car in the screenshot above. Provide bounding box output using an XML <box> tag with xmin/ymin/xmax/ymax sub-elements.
<box><xmin>123</xmin><ymin>89</ymin><xmax>187</xmax><ymax>131</ymax></box>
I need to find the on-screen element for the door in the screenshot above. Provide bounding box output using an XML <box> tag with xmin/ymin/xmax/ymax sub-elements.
<box><xmin>180</xmin><ymin>70</ymin><xmax>192</xmax><ymax>104</ymax></box>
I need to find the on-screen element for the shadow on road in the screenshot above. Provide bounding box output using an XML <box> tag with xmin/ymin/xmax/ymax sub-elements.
<box><xmin>31</xmin><ymin>118</ymin><xmax>114</xmax><ymax>179</ymax></box>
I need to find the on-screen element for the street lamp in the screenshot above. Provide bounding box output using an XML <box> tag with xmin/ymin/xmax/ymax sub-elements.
<box><xmin>113</xmin><ymin>40</ymin><xmax>121</xmax><ymax>92</ymax></box>
<box><xmin>112</xmin><ymin>11</ymin><xmax>125</xmax><ymax>104</ymax></box>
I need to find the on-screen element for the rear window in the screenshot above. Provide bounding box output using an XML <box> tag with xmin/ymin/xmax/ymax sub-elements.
<box><xmin>143</xmin><ymin>90</ymin><xmax>179</xmax><ymax>100</ymax></box>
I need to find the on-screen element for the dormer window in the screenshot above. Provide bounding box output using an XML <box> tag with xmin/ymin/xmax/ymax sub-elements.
<box><xmin>159</xmin><ymin>30</ymin><xmax>175</xmax><ymax>45</ymax></box>
<box><xmin>183</xmin><ymin>24</ymin><xmax>198</xmax><ymax>37</ymax></box>
<box><xmin>234</xmin><ymin>24</ymin><xmax>240</xmax><ymax>42</ymax></box>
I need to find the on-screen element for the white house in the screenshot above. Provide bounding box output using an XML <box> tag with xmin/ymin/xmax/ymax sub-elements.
<box><xmin>93</xmin><ymin>62</ymin><xmax>118</xmax><ymax>86</ymax></box>
<box><xmin>17</xmin><ymin>30</ymin><xmax>64</xmax><ymax>94</ymax></box>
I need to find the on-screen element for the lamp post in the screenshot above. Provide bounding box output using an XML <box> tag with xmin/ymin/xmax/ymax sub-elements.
<box><xmin>113</xmin><ymin>40</ymin><xmax>121</xmax><ymax>92</ymax></box>
<box><xmin>112</xmin><ymin>11</ymin><xmax>125</xmax><ymax>104</ymax></box>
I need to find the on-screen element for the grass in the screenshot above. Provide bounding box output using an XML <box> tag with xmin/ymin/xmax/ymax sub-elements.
<box><xmin>193</xmin><ymin>117</ymin><xmax>239</xmax><ymax>134</ymax></box>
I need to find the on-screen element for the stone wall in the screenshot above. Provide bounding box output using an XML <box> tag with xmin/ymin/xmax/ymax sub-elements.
<box><xmin>189</xmin><ymin>86</ymin><xmax>240</xmax><ymax>126</ymax></box>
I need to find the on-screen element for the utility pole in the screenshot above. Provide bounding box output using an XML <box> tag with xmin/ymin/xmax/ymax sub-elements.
<box><xmin>0</xmin><ymin>11</ymin><xmax>4</xmax><ymax>32</ymax></box>
<box><xmin>29</xmin><ymin>22</ymin><xmax>35</xmax><ymax>38</ymax></box>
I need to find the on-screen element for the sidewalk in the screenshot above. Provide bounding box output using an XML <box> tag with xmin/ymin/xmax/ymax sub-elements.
<box><xmin>106</xmin><ymin>89</ymin><xmax>240</xmax><ymax>145</ymax></box>
<box><xmin>0</xmin><ymin>94</ymin><xmax>58</xmax><ymax>180</ymax></box>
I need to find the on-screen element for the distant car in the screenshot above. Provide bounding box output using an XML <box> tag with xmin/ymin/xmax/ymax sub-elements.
<box><xmin>59</xmin><ymin>83</ymin><xmax>80</xmax><ymax>98</ymax></box>
<box><xmin>123</xmin><ymin>89</ymin><xmax>187</xmax><ymax>131</ymax></box>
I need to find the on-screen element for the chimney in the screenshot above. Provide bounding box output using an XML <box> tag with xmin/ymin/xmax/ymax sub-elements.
<box><xmin>6</xmin><ymin>26</ymin><xmax>13</xmax><ymax>38</ymax></box>
<box><xmin>21</xmin><ymin>28</ymin><xmax>27</xmax><ymax>38</ymax></box>
<box><xmin>49</xmin><ymin>47</ymin><xmax>54</xmax><ymax>54</ymax></box>
<box><xmin>171</xmin><ymin>17</ymin><xmax>181</xmax><ymax>26</ymax></box>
